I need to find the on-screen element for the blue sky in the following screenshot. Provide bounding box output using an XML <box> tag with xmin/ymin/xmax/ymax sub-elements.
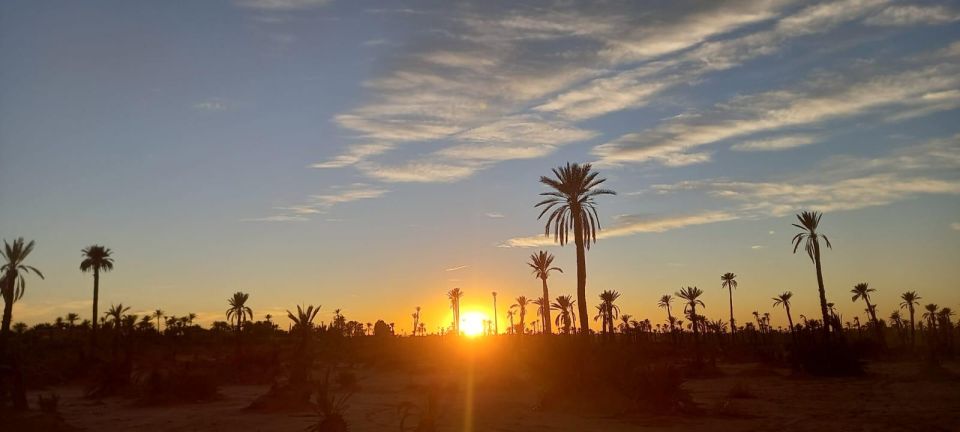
<box><xmin>2</xmin><ymin>0</ymin><xmax>959</xmax><ymax>332</ymax></box>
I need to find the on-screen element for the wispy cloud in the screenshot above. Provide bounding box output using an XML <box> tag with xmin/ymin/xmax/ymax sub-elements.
<box><xmin>235</xmin><ymin>0</ymin><xmax>331</xmax><ymax>11</ymax></box>
<box><xmin>245</xmin><ymin>184</ymin><xmax>388</xmax><ymax>222</ymax></box>
<box><xmin>730</xmin><ymin>134</ymin><xmax>820</xmax><ymax>152</ymax></box>
<box><xmin>193</xmin><ymin>98</ymin><xmax>229</xmax><ymax>111</ymax></box>
<box><xmin>865</xmin><ymin>5</ymin><xmax>960</xmax><ymax>26</ymax></box>
<box><xmin>485</xmin><ymin>212</ymin><xmax>505</xmax><ymax>219</ymax></box>
<box><xmin>445</xmin><ymin>265</ymin><xmax>469</xmax><ymax>272</ymax></box>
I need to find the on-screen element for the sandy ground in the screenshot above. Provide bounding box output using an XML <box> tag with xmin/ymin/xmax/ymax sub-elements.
<box><xmin>30</xmin><ymin>361</ymin><xmax>960</xmax><ymax>432</ymax></box>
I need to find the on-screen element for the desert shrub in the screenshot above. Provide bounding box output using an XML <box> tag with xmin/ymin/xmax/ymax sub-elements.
<box><xmin>37</xmin><ymin>393</ymin><xmax>60</xmax><ymax>414</ymax></box>
<box><xmin>307</xmin><ymin>372</ymin><xmax>353</xmax><ymax>432</ymax></box>
<box><xmin>727</xmin><ymin>382</ymin><xmax>755</xmax><ymax>399</ymax></box>
<box><xmin>135</xmin><ymin>366</ymin><xmax>219</xmax><ymax>405</ymax></box>
<box><xmin>789</xmin><ymin>340</ymin><xmax>863</xmax><ymax>376</ymax></box>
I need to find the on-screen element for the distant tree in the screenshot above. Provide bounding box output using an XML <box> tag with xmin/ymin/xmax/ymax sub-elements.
<box><xmin>900</xmin><ymin>291</ymin><xmax>921</xmax><ymax>348</ymax></box>
<box><xmin>510</xmin><ymin>296</ymin><xmax>530</xmax><ymax>334</ymax></box>
<box><xmin>721</xmin><ymin>272</ymin><xmax>738</xmax><ymax>335</ymax></box>
<box><xmin>65</xmin><ymin>312</ymin><xmax>80</xmax><ymax>328</ymax></box>
<box><xmin>286</xmin><ymin>304</ymin><xmax>320</xmax><ymax>384</ymax></box>
<box><xmin>536</xmin><ymin>163</ymin><xmax>615</xmax><ymax>333</ymax></box>
<box><xmin>791</xmin><ymin>211</ymin><xmax>832</xmax><ymax>338</ymax></box>
<box><xmin>153</xmin><ymin>309</ymin><xmax>165</xmax><ymax>333</ymax></box>
<box><xmin>596</xmin><ymin>290</ymin><xmax>621</xmax><ymax>335</ymax></box>
<box><xmin>772</xmin><ymin>291</ymin><xmax>795</xmax><ymax>335</ymax></box>
<box><xmin>105</xmin><ymin>303</ymin><xmax>130</xmax><ymax>329</ymax></box>
<box><xmin>226</xmin><ymin>291</ymin><xmax>253</xmax><ymax>333</ymax></box>
<box><xmin>412</xmin><ymin>306</ymin><xmax>421</xmax><ymax>337</ymax></box>
<box><xmin>658</xmin><ymin>294</ymin><xmax>675</xmax><ymax>334</ymax></box>
<box><xmin>506</xmin><ymin>310</ymin><xmax>516</xmax><ymax>334</ymax></box>
<box><xmin>677</xmin><ymin>286</ymin><xmax>705</xmax><ymax>355</ymax></box>
<box><xmin>1</xmin><ymin>238</ymin><xmax>44</xmax><ymax>354</ymax></box>
<box><xmin>80</xmin><ymin>244</ymin><xmax>114</xmax><ymax>347</ymax></box>
<box><xmin>447</xmin><ymin>288</ymin><xmax>464</xmax><ymax>335</ymax></box>
<box><xmin>551</xmin><ymin>295</ymin><xmax>576</xmax><ymax>334</ymax></box>
<box><xmin>528</xmin><ymin>251</ymin><xmax>562</xmax><ymax>335</ymax></box>
<box><xmin>923</xmin><ymin>304</ymin><xmax>939</xmax><ymax>331</ymax></box>
<box><xmin>851</xmin><ymin>283</ymin><xmax>883</xmax><ymax>343</ymax></box>
<box><xmin>374</xmin><ymin>320</ymin><xmax>392</xmax><ymax>337</ymax></box>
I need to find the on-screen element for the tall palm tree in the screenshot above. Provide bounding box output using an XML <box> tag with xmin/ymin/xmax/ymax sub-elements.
<box><xmin>510</xmin><ymin>296</ymin><xmax>530</xmax><ymax>334</ymax></box>
<box><xmin>153</xmin><ymin>309</ymin><xmax>164</xmax><ymax>333</ymax></box>
<box><xmin>80</xmin><ymin>245</ymin><xmax>114</xmax><ymax>346</ymax></box>
<box><xmin>551</xmin><ymin>295</ymin><xmax>576</xmax><ymax>334</ymax></box>
<box><xmin>720</xmin><ymin>272</ymin><xmax>738</xmax><ymax>335</ymax></box>
<box><xmin>528</xmin><ymin>250</ymin><xmax>562</xmax><ymax>335</ymax></box>
<box><xmin>900</xmin><ymin>291</ymin><xmax>921</xmax><ymax>348</ymax></box>
<box><xmin>676</xmin><ymin>286</ymin><xmax>705</xmax><ymax>345</ymax></box>
<box><xmin>536</xmin><ymin>163</ymin><xmax>615</xmax><ymax>332</ymax></box>
<box><xmin>658</xmin><ymin>294</ymin><xmax>675</xmax><ymax>333</ymax></box>
<box><xmin>447</xmin><ymin>288</ymin><xmax>463</xmax><ymax>335</ymax></box>
<box><xmin>1</xmin><ymin>238</ymin><xmax>44</xmax><ymax>353</ymax></box>
<box><xmin>226</xmin><ymin>292</ymin><xmax>253</xmax><ymax>333</ymax></box>
<box><xmin>772</xmin><ymin>291</ymin><xmax>794</xmax><ymax>334</ymax></box>
<box><xmin>851</xmin><ymin>283</ymin><xmax>883</xmax><ymax>343</ymax></box>
<box><xmin>597</xmin><ymin>290</ymin><xmax>621</xmax><ymax>335</ymax></box>
<box><xmin>791</xmin><ymin>211</ymin><xmax>832</xmax><ymax>338</ymax></box>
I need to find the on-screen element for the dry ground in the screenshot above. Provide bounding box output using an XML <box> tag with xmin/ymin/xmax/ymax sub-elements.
<box><xmin>28</xmin><ymin>361</ymin><xmax>960</xmax><ymax>432</ymax></box>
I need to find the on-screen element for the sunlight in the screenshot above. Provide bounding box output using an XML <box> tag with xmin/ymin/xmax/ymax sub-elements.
<box><xmin>460</xmin><ymin>311</ymin><xmax>488</xmax><ymax>337</ymax></box>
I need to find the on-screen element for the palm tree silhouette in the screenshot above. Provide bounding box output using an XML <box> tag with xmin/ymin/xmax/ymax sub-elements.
<box><xmin>1</xmin><ymin>238</ymin><xmax>44</xmax><ymax>353</ymax></box>
<box><xmin>721</xmin><ymin>272</ymin><xmax>738</xmax><ymax>335</ymax></box>
<box><xmin>528</xmin><ymin>250</ymin><xmax>562</xmax><ymax>335</ymax></box>
<box><xmin>551</xmin><ymin>295</ymin><xmax>576</xmax><ymax>334</ymax></box>
<box><xmin>412</xmin><ymin>306</ymin><xmax>421</xmax><ymax>337</ymax></box>
<box><xmin>922</xmin><ymin>304</ymin><xmax>939</xmax><ymax>330</ymax></box>
<box><xmin>772</xmin><ymin>291</ymin><xmax>794</xmax><ymax>335</ymax></box>
<box><xmin>506</xmin><ymin>310</ymin><xmax>515</xmax><ymax>334</ymax></box>
<box><xmin>658</xmin><ymin>294</ymin><xmax>675</xmax><ymax>334</ymax></box>
<box><xmin>900</xmin><ymin>291</ymin><xmax>921</xmax><ymax>348</ymax></box>
<box><xmin>65</xmin><ymin>312</ymin><xmax>79</xmax><ymax>328</ymax></box>
<box><xmin>851</xmin><ymin>283</ymin><xmax>883</xmax><ymax>344</ymax></box>
<box><xmin>510</xmin><ymin>296</ymin><xmax>530</xmax><ymax>334</ymax></box>
<box><xmin>676</xmin><ymin>287</ymin><xmax>705</xmax><ymax>354</ymax></box>
<box><xmin>536</xmin><ymin>163</ymin><xmax>615</xmax><ymax>333</ymax></box>
<box><xmin>153</xmin><ymin>309</ymin><xmax>164</xmax><ymax>333</ymax></box>
<box><xmin>226</xmin><ymin>292</ymin><xmax>253</xmax><ymax>333</ymax></box>
<box><xmin>80</xmin><ymin>244</ymin><xmax>114</xmax><ymax>347</ymax></box>
<box><xmin>596</xmin><ymin>290</ymin><xmax>621</xmax><ymax>336</ymax></box>
<box><xmin>791</xmin><ymin>211</ymin><xmax>832</xmax><ymax>338</ymax></box>
<box><xmin>105</xmin><ymin>303</ymin><xmax>130</xmax><ymax>328</ymax></box>
<box><xmin>447</xmin><ymin>288</ymin><xmax>463</xmax><ymax>335</ymax></box>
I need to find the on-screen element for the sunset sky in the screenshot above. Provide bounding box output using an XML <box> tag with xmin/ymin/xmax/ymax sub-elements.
<box><xmin>2</xmin><ymin>0</ymin><xmax>959</xmax><ymax>332</ymax></box>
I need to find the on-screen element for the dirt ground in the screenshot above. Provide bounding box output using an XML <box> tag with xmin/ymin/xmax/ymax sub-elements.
<box><xmin>28</xmin><ymin>360</ymin><xmax>960</xmax><ymax>432</ymax></box>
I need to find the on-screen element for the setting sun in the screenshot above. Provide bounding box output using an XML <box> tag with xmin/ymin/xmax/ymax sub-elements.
<box><xmin>460</xmin><ymin>311</ymin><xmax>489</xmax><ymax>337</ymax></box>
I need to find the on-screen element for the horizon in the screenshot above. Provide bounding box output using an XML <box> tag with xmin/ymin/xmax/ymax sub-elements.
<box><xmin>2</xmin><ymin>0</ymin><xmax>960</xmax><ymax>333</ymax></box>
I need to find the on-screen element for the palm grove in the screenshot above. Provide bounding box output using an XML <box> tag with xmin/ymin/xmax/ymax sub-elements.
<box><xmin>1</xmin><ymin>162</ymin><xmax>958</xmax><ymax>411</ymax></box>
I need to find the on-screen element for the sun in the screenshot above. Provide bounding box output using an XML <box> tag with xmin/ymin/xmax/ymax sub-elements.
<box><xmin>460</xmin><ymin>311</ymin><xmax>488</xmax><ymax>337</ymax></box>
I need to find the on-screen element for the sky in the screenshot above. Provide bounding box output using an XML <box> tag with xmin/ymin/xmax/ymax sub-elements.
<box><xmin>1</xmin><ymin>0</ymin><xmax>959</xmax><ymax>333</ymax></box>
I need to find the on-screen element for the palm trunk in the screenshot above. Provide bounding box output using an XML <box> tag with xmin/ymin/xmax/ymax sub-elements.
<box><xmin>91</xmin><ymin>268</ymin><xmax>100</xmax><ymax>347</ymax></box>
<box><xmin>541</xmin><ymin>278</ymin><xmax>552</xmax><ymax>335</ymax></box>
<box><xmin>1</xmin><ymin>280</ymin><xmax>14</xmax><ymax>355</ymax></box>
<box><xmin>865</xmin><ymin>299</ymin><xmax>885</xmax><ymax>346</ymax></box>
<box><xmin>728</xmin><ymin>289</ymin><xmax>736</xmax><ymax>336</ymax></box>
<box><xmin>909</xmin><ymin>307</ymin><xmax>916</xmax><ymax>348</ymax></box>
<box><xmin>572</xmin><ymin>209</ymin><xmax>589</xmax><ymax>334</ymax></box>
<box><xmin>785</xmin><ymin>304</ymin><xmax>795</xmax><ymax>336</ymax></box>
<box><xmin>813</xmin><ymin>241</ymin><xmax>830</xmax><ymax>339</ymax></box>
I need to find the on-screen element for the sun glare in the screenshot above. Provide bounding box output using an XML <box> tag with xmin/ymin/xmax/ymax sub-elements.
<box><xmin>460</xmin><ymin>311</ymin><xmax>488</xmax><ymax>337</ymax></box>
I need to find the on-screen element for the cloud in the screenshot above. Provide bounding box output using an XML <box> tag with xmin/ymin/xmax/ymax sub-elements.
<box><xmin>312</xmin><ymin>143</ymin><xmax>395</xmax><ymax>168</ymax></box>
<box><xmin>485</xmin><ymin>212</ymin><xmax>505</xmax><ymax>219</ymax></box>
<box><xmin>730</xmin><ymin>134</ymin><xmax>820</xmax><ymax>151</ymax></box>
<box><xmin>865</xmin><ymin>5</ymin><xmax>960</xmax><ymax>26</ymax></box>
<box><xmin>751</xmin><ymin>245</ymin><xmax>765</xmax><ymax>249</ymax></box>
<box><xmin>245</xmin><ymin>184</ymin><xmax>388</xmax><ymax>222</ymax></box>
<box><xmin>500</xmin><ymin>211</ymin><xmax>737</xmax><ymax>248</ymax></box>
<box><xmin>445</xmin><ymin>265</ymin><xmax>469</xmax><ymax>272</ymax></box>
<box><xmin>593</xmin><ymin>53</ymin><xmax>960</xmax><ymax>166</ymax></box>
<box><xmin>193</xmin><ymin>99</ymin><xmax>229</xmax><ymax>111</ymax></box>
<box><xmin>235</xmin><ymin>0</ymin><xmax>331</xmax><ymax>11</ymax></box>
<box><xmin>357</xmin><ymin>161</ymin><xmax>483</xmax><ymax>183</ymax></box>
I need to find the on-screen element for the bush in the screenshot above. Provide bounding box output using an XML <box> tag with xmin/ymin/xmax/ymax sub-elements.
<box><xmin>136</xmin><ymin>366</ymin><xmax>219</xmax><ymax>405</ymax></box>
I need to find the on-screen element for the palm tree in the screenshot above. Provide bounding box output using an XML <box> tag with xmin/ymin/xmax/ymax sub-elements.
<box><xmin>447</xmin><ymin>288</ymin><xmax>463</xmax><ymax>335</ymax></box>
<box><xmin>105</xmin><ymin>303</ymin><xmax>130</xmax><ymax>329</ymax></box>
<box><xmin>658</xmin><ymin>294</ymin><xmax>675</xmax><ymax>333</ymax></box>
<box><xmin>287</xmin><ymin>304</ymin><xmax>320</xmax><ymax>384</ymax></box>
<box><xmin>80</xmin><ymin>245</ymin><xmax>114</xmax><ymax>346</ymax></box>
<box><xmin>491</xmin><ymin>293</ymin><xmax>498</xmax><ymax>334</ymax></box>
<box><xmin>720</xmin><ymin>272</ymin><xmax>737</xmax><ymax>335</ymax></box>
<box><xmin>676</xmin><ymin>286</ymin><xmax>705</xmax><ymax>349</ymax></box>
<box><xmin>1</xmin><ymin>238</ymin><xmax>44</xmax><ymax>354</ymax></box>
<box><xmin>597</xmin><ymin>290</ymin><xmax>621</xmax><ymax>335</ymax></box>
<box><xmin>618</xmin><ymin>314</ymin><xmax>633</xmax><ymax>334</ymax></box>
<box><xmin>65</xmin><ymin>312</ymin><xmax>80</xmax><ymax>328</ymax></box>
<box><xmin>412</xmin><ymin>306</ymin><xmax>421</xmax><ymax>337</ymax></box>
<box><xmin>528</xmin><ymin>250</ymin><xmax>562</xmax><ymax>335</ymax></box>
<box><xmin>922</xmin><ymin>304</ymin><xmax>939</xmax><ymax>330</ymax></box>
<box><xmin>153</xmin><ymin>309</ymin><xmax>164</xmax><ymax>333</ymax></box>
<box><xmin>551</xmin><ymin>295</ymin><xmax>576</xmax><ymax>334</ymax></box>
<box><xmin>791</xmin><ymin>211</ymin><xmax>832</xmax><ymax>337</ymax></box>
<box><xmin>851</xmin><ymin>283</ymin><xmax>883</xmax><ymax>343</ymax></box>
<box><xmin>900</xmin><ymin>291</ymin><xmax>921</xmax><ymax>348</ymax></box>
<box><xmin>506</xmin><ymin>310</ymin><xmax>515</xmax><ymax>334</ymax></box>
<box><xmin>536</xmin><ymin>163</ymin><xmax>615</xmax><ymax>332</ymax></box>
<box><xmin>226</xmin><ymin>292</ymin><xmax>253</xmax><ymax>333</ymax></box>
<box><xmin>772</xmin><ymin>291</ymin><xmax>795</xmax><ymax>334</ymax></box>
<box><xmin>510</xmin><ymin>296</ymin><xmax>530</xmax><ymax>334</ymax></box>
